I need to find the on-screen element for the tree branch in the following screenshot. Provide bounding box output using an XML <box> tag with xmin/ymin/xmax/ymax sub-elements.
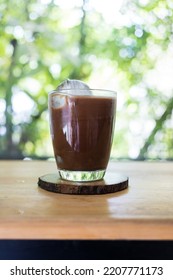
<box><xmin>4</xmin><ymin>38</ymin><xmax>18</xmax><ymax>151</ymax></box>
<box><xmin>137</xmin><ymin>97</ymin><xmax>173</xmax><ymax>159</ymax></box>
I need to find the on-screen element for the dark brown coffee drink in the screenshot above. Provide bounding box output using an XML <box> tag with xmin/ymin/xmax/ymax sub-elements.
<box><xmin>49</xmin><ymin>88</ymin><xmax>116</xmax><ymax>181</ymax></box>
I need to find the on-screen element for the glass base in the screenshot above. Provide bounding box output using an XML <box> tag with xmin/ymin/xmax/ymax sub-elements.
<box><xmin>59</xmin><ymin>169</ymin><xmax>105</xmax><ymax>182</ymax></box>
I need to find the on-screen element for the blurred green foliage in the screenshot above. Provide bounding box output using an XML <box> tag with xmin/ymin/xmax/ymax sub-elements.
<box><xmin>0</xmin><ymin>0</ymin><xmax>172</xmax><ymax>159</ymax></box>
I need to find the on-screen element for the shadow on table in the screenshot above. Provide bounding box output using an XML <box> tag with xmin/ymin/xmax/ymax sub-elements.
<box><xmin>0</xmin><ymin>240</ymin><xmax>173</xmax><ymax>260</ymax></box>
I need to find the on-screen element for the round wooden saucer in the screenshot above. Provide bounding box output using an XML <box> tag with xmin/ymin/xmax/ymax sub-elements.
<box><xmin>38</xmin><ymin>172</ymin><xmax>128</xmax><ymax>195</ymax></box>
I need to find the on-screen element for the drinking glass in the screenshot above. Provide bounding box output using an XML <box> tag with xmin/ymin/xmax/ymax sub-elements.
<box><xmin>49</xmin><ymin>89</ymin><xmax>117</xmax><ymax>182</ymax></box>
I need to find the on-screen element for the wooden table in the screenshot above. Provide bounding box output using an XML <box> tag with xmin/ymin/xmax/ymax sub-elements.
<box><xmin>0</xmin><ymin>160</ymin><xmax>173</xmax><ymax>240</ymax></box>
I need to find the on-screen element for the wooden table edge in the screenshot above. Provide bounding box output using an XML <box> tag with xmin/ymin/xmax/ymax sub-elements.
<box><xmin>0</xmin><ymin>219</ymin><xmax>173</xmax><ymax>240</ymax></box>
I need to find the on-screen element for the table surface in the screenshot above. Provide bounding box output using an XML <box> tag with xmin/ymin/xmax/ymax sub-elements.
<box><xmin>0</xmin><ymin>160</ymin><xmax>173</xmax><ymax>240</ymax></box>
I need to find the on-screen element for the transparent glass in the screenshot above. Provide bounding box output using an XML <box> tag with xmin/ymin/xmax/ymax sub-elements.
<box><xmin>49</xmin><ymin>89</ymin><xmax>117</xmax><ymax>182</ymax></box>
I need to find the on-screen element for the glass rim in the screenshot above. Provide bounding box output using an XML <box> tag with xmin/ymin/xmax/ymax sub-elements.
<box><xmin>49</xmin><ymin>88</ymin><xmax>117</xmax><ymax>97</ymax></box>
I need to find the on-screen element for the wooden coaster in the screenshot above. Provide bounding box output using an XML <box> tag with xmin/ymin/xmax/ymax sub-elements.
<box><xmin>38</xmin><ymin>172</ymin><xmax>128</xmax><ymax>195</ymax></box>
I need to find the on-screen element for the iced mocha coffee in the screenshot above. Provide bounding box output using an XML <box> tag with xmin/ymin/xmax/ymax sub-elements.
<box><xmin>49</xmin><ymin>80</ymin><xmax>117</xmax><ymax>181</ymax></box>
